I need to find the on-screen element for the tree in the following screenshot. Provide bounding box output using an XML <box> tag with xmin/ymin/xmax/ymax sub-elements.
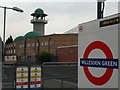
<box><xmin>36</xmin><ymin>51</ymin><xmax>54</xmax><ymax>64</ymax></box>
<box><xmin>5</xmin><ymin>35</ymin><xmax>13</xmax><ymax>45</ymax></box>
<box><xmin>9</xmin><ymin>35</ymin><xmax>13</xmax><ymax>42</ymax></box>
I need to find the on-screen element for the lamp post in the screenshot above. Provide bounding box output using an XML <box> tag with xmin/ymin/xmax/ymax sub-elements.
<box><xmin>0</xmin><ymin>6</ymin><xmax>24</xmax><ymax>62</ymax></box>
<box><xmin>0</xmin><ymin>6</ymin><xmax>23</xmax><ymax>45</ymax></box>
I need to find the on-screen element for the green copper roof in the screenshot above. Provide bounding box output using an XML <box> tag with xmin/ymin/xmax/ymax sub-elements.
<box><xmin>31</xmin><ymin>8</ymin><xmax>47</xmax><ymax>17</ymax></box>
<box><xmin>14</xmin><ymin>36</ymin><xmax>24</xmax><ymax>41</ymax></box>
<box><xmin>24</xmin><ymin>31</ymin><xmax>40</xmax><ymax>39</ymax></box>
<box><xmin>35</xmin><ymin>8</ymin><xmax>44</xmax><ymax>14</ymax></box>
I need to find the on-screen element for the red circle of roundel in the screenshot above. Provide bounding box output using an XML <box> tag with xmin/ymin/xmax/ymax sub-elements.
<box><xmin>83</xmin><ymin>41</ymin><xmax>113</xmax><ymax>85</ymax></box>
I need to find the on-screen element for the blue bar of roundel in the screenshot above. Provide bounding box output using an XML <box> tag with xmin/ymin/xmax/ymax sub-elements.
<box><xmin>80</xmin><ymin>58</ymin><xmax>118</xmax><ymax>69</ymax></box>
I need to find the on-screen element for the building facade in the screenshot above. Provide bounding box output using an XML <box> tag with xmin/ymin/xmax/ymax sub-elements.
<box><xmin>57</xmin><ymin>45</ymin><xmax>78</xmax><ymax>62</ymax></box>
<box><xmin>5</xmin><ymin>33</ymin><xmax>78</xmax><ymax>63</ymax></box>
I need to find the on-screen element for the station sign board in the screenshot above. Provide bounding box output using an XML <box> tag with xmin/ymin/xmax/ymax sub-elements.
<box><xmin>78</xmin><ymin>14</ymin><xmax>119</xmax><ymax>89</ymax></box>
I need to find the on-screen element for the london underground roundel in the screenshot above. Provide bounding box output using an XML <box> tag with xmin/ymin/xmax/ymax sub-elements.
<box><xmin>80</xmin><ymin>41</ymin><xmax>118</xmax><ymax>85</ymax></box>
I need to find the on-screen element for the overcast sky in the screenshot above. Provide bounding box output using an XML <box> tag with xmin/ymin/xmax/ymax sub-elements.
<box><xmin>0</xmin><ymin>0</ymin><xmax>119</xmax><ymax>40</ymax></box>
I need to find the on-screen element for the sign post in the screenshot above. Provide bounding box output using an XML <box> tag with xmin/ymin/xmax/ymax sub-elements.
<box><xmin>16</xmin><ymin>67</ymin><xmax>28</xmax><ymax>89</ymax></box>
<box><xmin>30</xmin><ymin>67</ymin><xmax>41</xmax><ymax>90</ymax></box>
<box><xmin>78</xmin><ymin>14</ymin><xmax>119</xmax><ymax>89</ymax></box>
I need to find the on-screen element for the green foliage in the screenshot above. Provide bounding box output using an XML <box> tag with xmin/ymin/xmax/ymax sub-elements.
<box><xmin>36</xmin><ymin>51</ymin><xmax>53</xmax><ymax>64</ymax></box>
<box><xmin>5</xmin><ymin>35</ymin><xmax>13</xmax><ymax>45</ymax></box>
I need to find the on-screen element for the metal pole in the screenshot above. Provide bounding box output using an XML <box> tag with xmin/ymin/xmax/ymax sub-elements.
<box><xmin>37</xmin><ymin>39</ymin><xmax>40</xmax><ymax>53</ymax></box>
<box><xmin>97</xmin><ymin>1</ymin><xmax>102</xmax><ymax>19</ymax></box>
<box><xmin>48</xmin><ymin>38</ymin><xmax>51</xmax><ymax>53</ymax></box>
<box><xmin>97</xmin><ymin>0</ymin><xmax>106</xmax><ymax>19</ymax></box>
<box><xmin>3</xmin><ymin>7</ymin><xmax>6</xmax><ymax>62</ymax></box>
<box><xmin>3</xmin><ymin>7</ymin><xmax>6</xmax><ymax>45</ymax></box>
<box><xmin>24</xmin><ymin>38</ymin><xmax>26</xmax><ymax>63</ymax></box>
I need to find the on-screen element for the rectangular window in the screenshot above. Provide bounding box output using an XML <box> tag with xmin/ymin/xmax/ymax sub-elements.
<box><xmin>14</xmin><ymin>49</ymin><xmax>16</xmax><ymax>54</ymax></box>
<box><xmin>14</xmin><ymin>44</ymin><xmax>16</xmax><ymax>47</ymax></box>
<box><xmin>8</xmin><ymin>50</ymin><xmax>10</xmax><ymax>54</ymax></box>
<box><xmin>27</xmin><ymin>43</ymin><xmax>30</xmax><ymax>47</ymax></box>
<box><xmin>32</xmin><ymin>43</ymin><xmax>35</xmax><ymax>47</ymax></box>
<box><xmin>11</xmin><ymin>44</ymin><xmax>13</xmax><ymax>47</ymax></box>
<box><xmin>40</xmin><ymin>42</ymin><xmax>44</xmax><ymax>46</ymax></box>
<box><xmin>20</xmin><ymin>44</ymin><xmax>22</xmax><ymax>48</ymax></box>
<box><xmin>7</xmin><ymin>51</ymin><xmax>8</xmax><ymax>55</ymax></box>
<box><xmin>10</xmin><ymin>50</ymin><xmax>12</xmax><ymax>54</ymax></box>
<box><xmin>50</xmin><ymin>41</ymin><xmax>53</xmax><ymax>45</ymax></box>
<box><xmin>20</xmin><ymin>44</ymin><xmax>24</xmax><ymax>48</ymax></box>
<box><xmin>22</xmin><ymin>44</ymin><xmax>24</xmax><ymax>48</ymax></box>
<box><xmin>36</xmin><ymin>43</ymin><xmax>39</xmax><ymax>46</ymax></box>
<box><xmin>45</xmin><ymin>42</ymin><xmax>48</xmax><ymax>46</ymax></box>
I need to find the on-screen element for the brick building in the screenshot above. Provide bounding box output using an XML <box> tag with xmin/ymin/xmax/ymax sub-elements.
<box><xmin>57</xmin><ymin>45</ymin><xmax>78</xmax><ymax>62</ymax></box>
<box><xmin>5</xmin><ymin>32</ymin><xmax>78</xmax><ymax>63</ymax></box>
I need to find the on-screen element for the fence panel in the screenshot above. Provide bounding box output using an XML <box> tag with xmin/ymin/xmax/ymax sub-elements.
<box><xmin>2</xmin><ymin>65</ymin><xmax>15</xmax><ymax>89</ymax></box>
<box><xmin>2</xmin><ymin>62</ymin><xmax>78</xmax><ymax>89</ymax></box>
<box><xmin>41</xmin><ymin>62</ymin><xmax>78</xmax><ymax>88</ymax></box>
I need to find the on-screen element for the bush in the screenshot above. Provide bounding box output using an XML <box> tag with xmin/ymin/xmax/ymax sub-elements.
<box><xmin>36</xmin><ymin>51</ymin><xmax>53</xmax><ymax>64</ymax></box>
